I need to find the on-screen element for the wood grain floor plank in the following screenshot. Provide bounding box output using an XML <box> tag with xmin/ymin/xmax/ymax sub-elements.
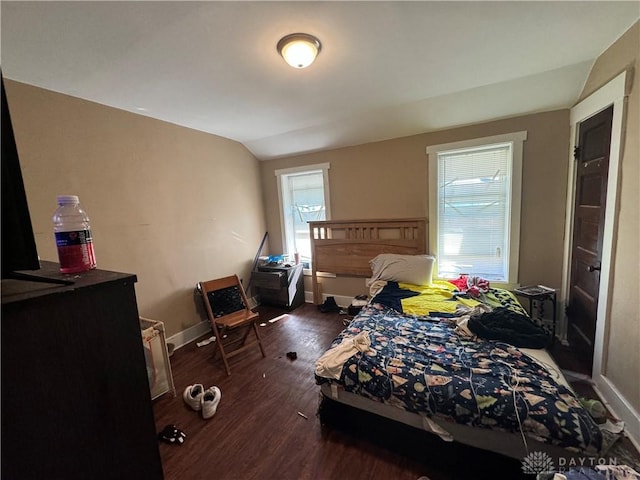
<box><xmin>153</xmin><ymin>304</ymin><xmax>529</xmax><ymax>480</ymax></box>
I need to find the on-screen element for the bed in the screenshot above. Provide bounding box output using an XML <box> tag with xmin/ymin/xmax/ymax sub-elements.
<box><xmin>310</xmin><ymin>218</ymin><xmax>604</xmax><ymax>462</ymax></box>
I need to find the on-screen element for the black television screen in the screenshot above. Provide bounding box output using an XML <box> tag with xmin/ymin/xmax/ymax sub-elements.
<box><xmin>1</xmin><ymin>71</ymin><xmax>41</xmax><ymax>277</ymax></box>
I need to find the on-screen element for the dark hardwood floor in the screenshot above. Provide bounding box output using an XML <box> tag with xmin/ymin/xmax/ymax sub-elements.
<box><xmin>153</xmin><ymin>303</ymin><xmax>532</xmax><ymax>480</ymax></box>
<box><xmin>152</xmin><ymin>303</ymin><xmax>640</xmax><ymax>480</ymax></box>
<box><xmin>548</xmin><ymin>326</ymin><xmax>594</xmax><ymax>377</ymax></box>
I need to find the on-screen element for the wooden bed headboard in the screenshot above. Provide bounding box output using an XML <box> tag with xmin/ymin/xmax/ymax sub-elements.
<box><xmin>308</xmin><ymin>218</ymin><xmax>427</xmax><ymax>304</ymax></box>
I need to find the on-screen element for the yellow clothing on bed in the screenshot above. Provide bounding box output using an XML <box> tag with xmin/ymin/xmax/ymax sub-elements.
<box><xmin>398</xmin><ymin>280</ymin><xmax>481</xmax><ymax>316</ymax></box>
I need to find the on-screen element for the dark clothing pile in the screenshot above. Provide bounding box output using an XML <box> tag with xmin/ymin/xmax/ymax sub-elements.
<box><xmin>468</xmin><ymin>307</ymin><xmax>550</xmax><ymax>349</ymax></box>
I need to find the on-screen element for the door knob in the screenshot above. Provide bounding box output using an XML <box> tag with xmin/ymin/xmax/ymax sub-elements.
<box><xmin>587</xmin><ymin>264</ymin><xmax>601</xmax><ymax>272</ymax></box>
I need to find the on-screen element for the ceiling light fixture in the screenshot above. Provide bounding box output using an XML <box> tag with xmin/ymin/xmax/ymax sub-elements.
<box><xmin>277</xmin><ymin>33</ymin><xmax>321</xmax><ymax>69</ymax></box>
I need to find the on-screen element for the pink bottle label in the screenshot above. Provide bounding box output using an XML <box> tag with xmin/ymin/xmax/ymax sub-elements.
<box><xmin>55</xmin><ymin>230</ymin><xmax>96</xmax><ymax>273</ymax></box>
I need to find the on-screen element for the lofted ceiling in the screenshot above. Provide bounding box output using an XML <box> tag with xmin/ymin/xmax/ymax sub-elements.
<box><xmin>1</xmin><ymin>1</ymin><xmax>638</xmax><ymax>160</ymax></box>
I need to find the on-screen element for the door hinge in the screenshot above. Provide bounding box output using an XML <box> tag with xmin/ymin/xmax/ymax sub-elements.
<box><xmin>573</xmin><ymin>146</ymin><xmax>581</xmax><ymax>160</ymax></box>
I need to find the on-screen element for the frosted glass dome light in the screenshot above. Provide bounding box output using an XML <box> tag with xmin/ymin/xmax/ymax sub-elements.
<box><xmin>277</xmin><ymin>33</ymin><xmax>321</xmax><ymax>69</ymax></box>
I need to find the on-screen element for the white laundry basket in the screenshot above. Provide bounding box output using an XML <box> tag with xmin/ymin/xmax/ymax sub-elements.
<box><xmin>140</xmin><ymin>317</ymin><xmax>176</xmax><ymax>400</ymax></box>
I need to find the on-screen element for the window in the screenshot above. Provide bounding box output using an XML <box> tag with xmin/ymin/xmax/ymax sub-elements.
<box><xmin>427</xmin><ymin>132</ymin><xmax>526</xmax><ymax>287</ymax></box>
<box><xmin>275</xmin><ymin>163</ymin><xmax>330</xmax><ymax>267</ymax></box>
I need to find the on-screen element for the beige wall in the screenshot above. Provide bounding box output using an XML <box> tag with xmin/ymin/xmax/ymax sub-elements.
<box><xmin>579</xmin><ymin>22</ymin><xmax>639</xmax><ymax>412</ymax></box>
<box><xmin>5</xmin><ymin>80</ymin><xmax>266</xmax><ymax>338</ymax></box>
<box><xmin>261</xmin><ymin>110</ymin><xmax>570</xmax><ymax>299</ymax></box>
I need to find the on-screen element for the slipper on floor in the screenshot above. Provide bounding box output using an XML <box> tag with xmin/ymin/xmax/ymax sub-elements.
<box><xmin>318</xmin><ymin>297</ymin><xmax>340</xmax><ymax>313</ymax></box>
<box><xmin>158</xmin><ymin>424</ymin><xmax>187</xmax><ymax>445</ymax></box>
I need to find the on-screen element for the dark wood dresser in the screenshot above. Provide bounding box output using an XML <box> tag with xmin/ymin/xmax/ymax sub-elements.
<box><xmin>1</xmin><ymin>261</ymin><xmax>163</xmax><ymax>479</ymax></box>
<box><xmin>251</xmin><ymin>263</ymin><xmax>304</xmax><ymax>310</ymax></box>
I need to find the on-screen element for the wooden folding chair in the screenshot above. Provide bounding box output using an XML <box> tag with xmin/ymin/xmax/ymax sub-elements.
<box><xmin>198</xmin><ymin>275</ymin><xmax>266</xmax><ymax>376</ymax></box>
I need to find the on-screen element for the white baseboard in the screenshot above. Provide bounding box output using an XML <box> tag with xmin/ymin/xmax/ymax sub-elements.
<box><xmin>593</xmin><ymin>373</ymin><xmax>640</xmax><ymax>450</ymax></box>
<box><xmin>316</xmin><ymin>293</ymin><xmax>352</xmax><ymax>308</ymax></box>
<box><xmin>304</xmin><ymin>290</ymin><xmax>314</xmax><ymax>304</ymax></box>
<box><xmin>166</xmin><ymin>320</ymin><xmax>211</xmax><ymax>351</ymax></box>
<box><xmin>304</xmin><ymin>290</ymin><xmax>352</xmax><ymax>307</ymax></box>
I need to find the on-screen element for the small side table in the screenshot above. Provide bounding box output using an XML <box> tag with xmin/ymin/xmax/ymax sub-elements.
<box><xmin>513</xmin><ymin>285</ymin><xmax>557</xmax><ymax>343</ymax></box>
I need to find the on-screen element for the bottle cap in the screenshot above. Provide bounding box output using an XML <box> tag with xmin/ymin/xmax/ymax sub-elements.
<box><xmin>57</xmin><ymin>195</ymin><xmax>80</xmax><ymax>205</ymax></box>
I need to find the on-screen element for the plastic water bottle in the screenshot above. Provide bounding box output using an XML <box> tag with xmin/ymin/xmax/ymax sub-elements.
<box><xmin>53</xmin><ymin>195</ymin><xmax>97</xmax><ymax>273</ymax></box>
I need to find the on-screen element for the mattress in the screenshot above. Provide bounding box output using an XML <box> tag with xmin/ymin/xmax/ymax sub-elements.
<box><xmin>315</xmin><ymin>282</ymin><xmax>603</xmax><ymax>459</ymax></box>
<box><xmin>319</xmin><ymin>346</ymin><xmax>576</xmax><ymax>461</ymax></box>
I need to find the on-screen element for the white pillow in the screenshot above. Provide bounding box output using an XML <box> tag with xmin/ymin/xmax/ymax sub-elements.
<box><xmin>369</xmin><ymin>254</ymin><xmax>435</xmax><ymax>286</ymax></box>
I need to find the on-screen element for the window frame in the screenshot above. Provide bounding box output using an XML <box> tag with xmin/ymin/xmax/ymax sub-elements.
<box><xmin>426</xmin><ymin>131</ymin><xmax>526</xmax><ymax>289</ymax></box>
<box><xmin>275</xmin><ymin>163</ymin><xmax>331</xmax><ymax>270</ymax></box>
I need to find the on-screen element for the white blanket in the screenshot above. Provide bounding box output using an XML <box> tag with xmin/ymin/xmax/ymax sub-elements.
<box><xmin>315</xmin><ymin>331</ymin><xmax>371</xmax><ymax>380</ymax></box>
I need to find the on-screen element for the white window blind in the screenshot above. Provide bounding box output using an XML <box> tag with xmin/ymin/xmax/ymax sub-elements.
<box><xmin>437</xmin><ymin>143</ymin><xmax>512</xmax><ymax>280</ymax></box>
<box><xmin>427</xmin><ymin>131</ymin><xmax>525</xmax><ymax>287</ymax></box>
<box><xmin>275</xmin><ymin>163</ymin><xmax>330</xmax><ymax>267</ymax></box>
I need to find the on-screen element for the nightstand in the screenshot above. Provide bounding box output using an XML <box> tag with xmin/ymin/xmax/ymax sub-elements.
<box><xmin>513</xmin><ymin>285</ymin><xmax>557</xmax><ymax>343</ymax></box>
<box><xmin>251</xmin><ymin>263</ymin><xmax>304</xmax><ymax>310</ymax></box>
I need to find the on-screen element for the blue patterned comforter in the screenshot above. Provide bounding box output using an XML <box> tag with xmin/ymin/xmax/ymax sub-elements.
<box><xmin>316</xmin><ymin>301</ymin><xmax>603</xmax><ymax>454</ymax></box>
